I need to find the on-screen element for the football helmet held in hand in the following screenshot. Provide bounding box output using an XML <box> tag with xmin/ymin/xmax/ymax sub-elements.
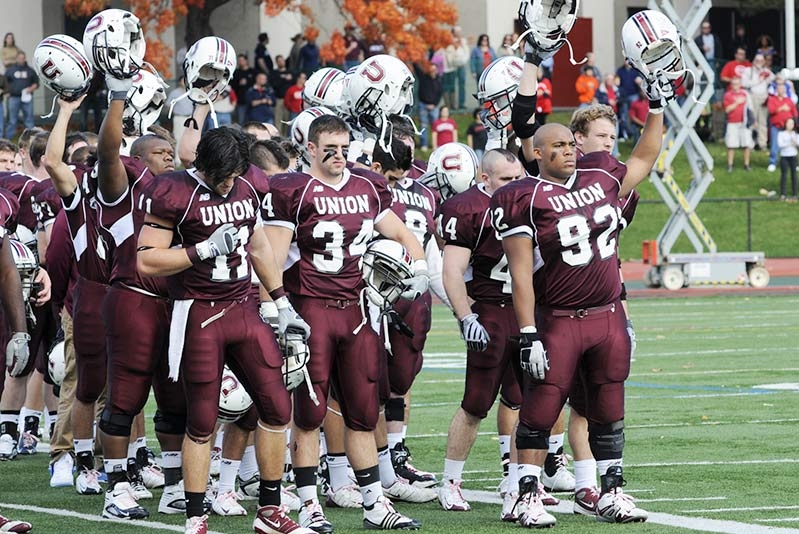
<box><xmin>183</xmin><ymin>36</ymin><xmax>237</xmax><ymax>104</ymax></box>
<box><xmin>360</xmin><ymin>239</ymin><xmax>415</xmax><ymax>310</ymax></box>
<box><xmin>34</xmin><ymin>35</ymin><xmax>94</xmax><ymax>101</ymax></box>
<box><xmin>621</xmin><ymin>10</ymin><xmax>683</xmax><ymax>79</ymax></box>
<box><xmin>476</xmin><ymin>56</ymin><xmax>524</xmax><ymax>130</ymax></box>
<box><xmin>516</xmin><ymin>0</ymin><xmax>580</xmax><ymax>58</ymax></box>
<box><xmin>279</xmin><ymin>331</ymin><xmax>311</xmax><ymax>391</ymax></box>
<box><xmin>218</xmin><ymin>366</ymin><xmax>253</xmax><ymax>423</ymax></box>
<box><xmin>419</xmin><ymin>143</ymin><xmax>478</xmax><ymax>200</ymax></box>
<box><xmin>120</xmin><ymin>69</ymin><xmax>168</xmax><ymax>137</ymax></box>
<box><xmin>83</xmin><ymin>8</ymin><xmax>145</xmax><ymax>78</ymax></box>
<box><xmin>290</xmin><ymin>106</ymin><xmax>337</xmax><ymax>169</ymax></box>
<box><xmin>48</xmin><ymin>340</ymin><xmax>66</xmax><ymax>386</ymax></box>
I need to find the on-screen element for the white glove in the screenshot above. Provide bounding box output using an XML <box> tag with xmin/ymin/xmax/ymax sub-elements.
<box><xmin>195</xmin><ymin>223</ymin><xmax>240</xmax><ymax>261</ymax></box>
<box><xmin>259</xmin><ymin>301</ymin><xmax>280</xmax><ymax>335</ymax></box>
<box><xmin>6</xmin><ymin>332</ymin><xmax>31</xmax><ymax>377</ymax></box>
<box><xmin>642</xmin><ymin>71</ymin><xmax>674</xmax><ymax>112</ymax></box>
<box><xmin>519</xmin><ymin>327</ymin><xmax>549</xmax><ymax>380</ymax></box>
<box><xmin>459</xmin><ymin>313</ymin><xmax>490</xmax><ymax>352</ymax></box>
<box><xmin>275</xmin><ymin>296</ymin><xmax>311</xmax><ymax>340</ymax></box>
<box><xmin>626</xmin><ymin>319</ymin><xmax>637</xmax><ymax>361</ymax></box>
<box><xmin>105</xmin><ymin>73</ymin><xmax>134</xmax><ymax>95</ymax></box>
<box><xmin>400</xmin><ymin>260</ymin><xmax>430</xmax><ymax>300</ymax></box>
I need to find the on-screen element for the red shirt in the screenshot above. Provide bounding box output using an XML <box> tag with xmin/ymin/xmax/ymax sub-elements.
<box><xmin>284</xmin><ymin>84</ymin><xmax>304</xmax><ymax>113</ymax></box>
<box><xmin>629</xmin><ymin>99</ymin><xmax>650</xmax><ymax>126</ymax></box>
<box><xmin>723</xmin><ymin>88</ymin><xmax>748</xmax><ymax>123</ymax></box>
<box><xmin>536</xmin><ymin>78</ymin><xmax>553</xmax><ymax>114</ymax></box>
<box><xmin>720</xmin><ymin>60</ymin><xmax>752</xmax><ymax>86</ymax></box>
<box><xmin>432</xmin><ymin>118</ymin><xmax>457</xmax><ymax>147</ymax></box>
<box><xmin>766</xmin><ymin>94</ymin><xmax>798</xmax><ymax>128</ymax></box>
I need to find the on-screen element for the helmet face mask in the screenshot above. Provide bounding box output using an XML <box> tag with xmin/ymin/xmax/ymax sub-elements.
<box><xmin>8</xmin><ymin>239</ymin><xmax>39</xmax><ymax>324</ymax></box>
<box><xmin>218</xmin><ymin>366</ymin><xmax>253</xmax><ymax>423</ymax></box>
<box><xmin>476</xmin><ymin>56</ymin><xmax>523</xmax><ymax>130</ymax></box>
<box><xmin>182</xmin><ymin>37</ymin><xmax>236</xmax><ymax>104</ymax></box>
<box><xmin>34</xmin><ymin>35</ymin><xmax>94</xmax><ymax>101</ymax></box>
<box><xmin>120</xmin><ymin>69</ymin><xmax>168</xmax><ymax>137</ymax></box>
<box><xmin>360</xmin><ymin>240</ymin><xmax>414</xmax><ymax>309</ymax></box>
<box><xmin>280</xmin><ymin>332</ymin><xmax>310</xmax><ymax>391</ymax></box>
<box><xmin>420</xmin><ymin>143</ymin><xmax>479</xmax><ymax>200</ymax></box>
<box><xmin>83</xmin><ymin>9</ymin><xmax>145</xmax><ymax>79</ymax></box>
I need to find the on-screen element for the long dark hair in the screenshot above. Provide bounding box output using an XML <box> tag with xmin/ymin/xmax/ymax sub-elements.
<box><xmin>195</xmin><ymin>127</ymin><xmax>251</xmax><ymax>184</ymax></box>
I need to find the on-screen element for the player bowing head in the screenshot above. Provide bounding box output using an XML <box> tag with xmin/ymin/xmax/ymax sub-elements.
<box><xmin>193</xmin><ymin>127</ymin><xmax>251</xmax><ymax>195</ymax></box>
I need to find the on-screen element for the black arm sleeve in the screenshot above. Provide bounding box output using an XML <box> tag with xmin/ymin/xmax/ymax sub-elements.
<box><xmin>511</xmin><ymin>93</ymin><xmax>538</xmax><ymax>140</ymax></box>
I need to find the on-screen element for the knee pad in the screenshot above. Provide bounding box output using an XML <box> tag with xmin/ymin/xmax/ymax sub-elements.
<box><xmin>588</xmin><ymin>420</ymin><xmax>625</xmax><ymax>461</ymax></box>
<box><xmin>99</xmin><ymin>409</ymin><xmax>134</xmax><ymax>437</ymax></box>
<box><xmin>153</xmin><ymin>409</ymin><xmax>186</xmax><ymax>436</ymax></box>
<box><xmin>515</xmin><ymin>424</ymin><xmax>549</xmax><ymax>450</ymax></box>
<box><xmin>384</xmin><ymin>397</ymin><xmax>405</xmax><ymax>422</ymax></box>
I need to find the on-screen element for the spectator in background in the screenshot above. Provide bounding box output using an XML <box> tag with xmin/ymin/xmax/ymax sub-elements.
<box><xmin>466</xmin><ymin>108</ymin><xmax>487</xmax><ymax>160</ymax></box>
<box><xmin>723</xmin><ymin>77</ymin><xmax>754</xmax><ymax>172</ymax></box>
<box><xmin>283</xmin><ymin>72</ymin><xmax>306</xmax><ymax>121</ymax></box>
<box><xmin>431</xmin><ymin>47</ymin><xmax>447</xmax><ymax>75</ymax></box>
<box><xmin>720</xmin><ymin>47</ymin><xmax>751</xmax><ymax>88</ymax></box>
<box><xmin>448</xmin><ymin>27</ymin><xmax>470</xmax><ymax>111</ymax></box>
<box><xmin>628</xmin><ymin>88</ymin><xmax>650</xmax><ymax>145</ymax></box>
<box><xmin>365</xmin><ymin>34</ymin><xmax>387</xmax><ymax>58</ymax></box>
<box><xmin>756</xmin><ymin>35</ymin><xmax>777</xmax><ymax>65</ymax></box>
<box><xmin>298</xmin><ymin>36</ymin><xmax>320</xmax><ymax>75</ymax></box>
<box><xmin>232</xmin><ymin>54</ymin><xmax>255</xmax><ymax>125</ymax></box>
<box><xmin>583</xmin><ymin>52</ymin><xmax>601</xmax><ymax>80</ymax></box>
<box><xmin>768</xmin><ymin>74</ymin><xmax>797</xmax><ymax>104</ymax></box>
<box><xmin>535</xmin><ymin>68</ymin><xmax>553</xmax><ymax>124</ymax></box>
<box><xmin>344</xmin><ymin>25</ymin><xmax>364</xmax><ymax>69</ymax></box>
<box><xmin>431</xmin><ymin>105</ymin><xmax>457</xmax><ymax>148</ymax></box>
<box><xmin>167</xmin><ymin>77</ymin><xmax>194</xmax><ymax>146</ymax></box>
<box><xmin>732</xmin><ymin>24</ymin><xmax>749</xmax><ymax>58</ymax></box>
<box><xmin>616</xmin><ymin>60</ymin><xmax>641</xmax><ymax>141</ymax></box>
<box><xmin>776</xmin><ymin>117</ymin><xmax>799</xmax><ymax>201</ymax></box>
<box><xmin>497</xmin><ymin>34</ymin><xmax>515</xmax><ymax>57</ymax></box>
<box><xmin>288</xmin><ymin>34</ymin><xmax>304</xmax><ymax>74</ymax></box>
<box><xmin>694</xmin><ymin>21</ymin><xmax>722</xmax><ymax>73</ymax></box>
<box><xmin>254</xmin><ymin>32</ymin><xmax>273</xmax><ymax>74</ymax></box>
<box><xmin>766</xmin><ymin>81</ymin><xmax>798</xmax><ymax>172</ymax></box>
<box><xmin>78</xmin><ymin>71</ymin><xmax>107</xmax><ymax>132</ymax></box>
<box><xmin>595</xmin><ymin>73</ymin><xmax>618</xmax><ymax>112</ymax></box>
<box><xmin>5</xmin><ymin>52</ymin><xmax>38</xmax><ymax>139</ymax></box>
<box><xmin>2</xmin><ymin>33</ymin><xmax>20</xmax><ymax>70</ymax></box>
<box><xmin>470</xmin><ymin>34</ymin><xmax>496</xmax><ymax>83</ymax></box>
<box><xmin>0</xmin><ymin>69</ymin><xmax>6</xmax><ymax>129</ymax></box>
<box><xmin>741</xmin><ymin>53</ymin><xmax>775</xmax><ymax>151</ymax></box>
<box><xmin>271</xmin><ymin>55</ymin><xmax>295</xmax><ymax>134</ymax></box>
<box><xmin>415</xmin><ymin>62</ymin><xmax>443</xmax><ymax>150</ymax></box>
<box><xmin>575</xmin><ymin>66</ymin><xmax>600</xmax><ymax>107</ymax></box>
<box><xmin>245</xmin><ymin>71</ymin><xmax>276</xmax><ymax>124</ymax></box>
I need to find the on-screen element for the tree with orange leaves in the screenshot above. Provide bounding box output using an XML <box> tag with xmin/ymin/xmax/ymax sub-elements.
<box><xmin>65</xmin><ymin>0</ymin><xmax>458</xmax><ymax>76</ymax></box>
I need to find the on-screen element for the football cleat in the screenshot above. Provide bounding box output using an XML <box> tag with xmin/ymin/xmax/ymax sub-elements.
<box><xmin>212</xmin><ymin>489</ymin><xmax>247</xmax><ymax>516</ymax></box>
<box><xmin>383</xmin><ymin>478</ymin><xmax>437</xmax><ymax>503</ymax></box>
<box><xmin>573</xmin><ymin>486</ymin><xmax>600</xmax><ymax>516</ymax></box>
<box><xmin>185</xmin><ymin>514</ymin><xmax>208</xmax><ymax>534</ymax></box>
<box><xmin>542</xmin><ymin>450</ymin><xmax>575</xmax><ymax>492</ymax></box>
<box><xmin>76</xmin><ymin>468</ymin><xmax>103</xmax><ymax>495</ymax></box>
<box><xmin>237</xmin><ymin>473</ymin><xmax>260</xmax><ymax>501</ymax></box>
<box><xmin>390</xmin><ymin>443</ymin><xmax>437</xmax><ymax>489</ymax></box>
<box><xmin>50</xmin><ymin>453</ymin><xmax>75</xmax><ymax>488</ymax></box>
<box><xmin>282</xmin><ymin>485</ymin><xmax>301</xmax><ymax>512</ymax></box>
<box><xmin>0</xmin><ymin>433</ymin><xmax>18</xmax><ymax>461</ymax></box>
<box><xmin>596</xmin><ymin>489</ymin><xmax>648</xmax><ymax>523</ymax></box>
<box><xmin>102</xmin><ymin>481</ymin><xmax>150</xmax><ymax>520</ymax></box>
<box><xmin>538</xmin><ymin>484</ymin><xmax>560</xmax><ymax>506</ymax></box>
<box><xmin>255</xmin><ymin>504</ymin><xmax>316</xmax><ymax>534</ymax></box>
<box><xmin>131</xmin><ymin>474</ymin><xmax>154</xmax><ymax>500</ymax></box>
<box><xmin>497</xmin><ymin>474</ymin><xmax>510</xmax><ymax>498</ymax></box>
<box><xmin>516</xmin><ymin>476</ymin><xmax>556</xmax><ymax>529</ymax></box>
<box><xmin>0</xmin><ymin>514</ymin><xmax>32</xmax><ymax>533</ymax></box>
<box><xmin>159</xmin><ymin>481</ymin><xmax>187</xmax><ymax>514</ymax></box>
<box><xmin>437</xmin><ymin>480</ymin><xmax>470</xmax><ymax>511</ymax></box>
<box><xmin>325</xmin><ymin>483</ymin><xmax>362</xmax><ymax>509</ymax></box>
<box><xmin>298</xmin><ymin>500</ymin><xmax>334</xmax><ymax>534</ymax></box>
<box><xmin>363</xmin><ymin>495</ymin><xmax>421</xmax><ymax>530</ymax></box>
<box><xmin>141</xmin><ymin>463</ymin><xmax>165</xmax><ymax>489</ymax></box>
<box><xmin>501</xmin><ymin>491</ymin><xmax>519</xmax><ymax>522</ymax></box>
<box><xmin>17</xmin><ymin>431</ymin><xmax>39</xmax><ymax>455</ymax></box>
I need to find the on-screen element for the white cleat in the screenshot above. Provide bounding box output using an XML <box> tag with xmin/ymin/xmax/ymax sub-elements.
<box><xmin>363</xmin><ymin>495</ymin><xmax>421</xmax><ymax>530</ymax></box>
<box><xmin>325</xmin><ymin>483</ymin><xmax>362</xmax><ymax>508</ymax></box>
<box><xmin>497</xmin><ymin>475</ymin><xmax>509</xmax><ymax>498</ymax></box>
<box><xmin>102</xmin><ymin>481</ymin><xmax>150</xmax><ymax>520</ymax></box>
<box><xmin>212</xmin><ymin>489</ymin><xmax>247</xmax><ymax>516</ymax></box>
<box><xmin>141</xmin><ymin>463</ymin><xmax>165</xmax><ymax>489</ymax></box>
<box><xmin>501</xmin><ymin>491</ymin><xmax>519</xmax><ymax>522</ymax></box>
<box><xmin>237</xmin><ymin>473</ymin><xmax>260</xmax><ymax>501</ymax></box>
<box><xmin>0</xmin><ymin>433</ymin><xmax>18</xmax><ymax>461</ymax></box>
<box><xmin>281</xmin><ymin>485</ymin><xmax>301</xmax><ymax>512</ymax></box>
<box><xmin>437</xmin><ymin>480</ymin><xmax>471</xmax><ymax>511</ymax></box>
<box><xmin>542</xmin><ymin>452</ymin><xmax>575</xmax><ymax>492</ymax></box>
<box><xmin>209</xmin><ymin>446</ymin><xmax>222</xmax><ymax>477</ymax></box>
<box><xmin>255</xmin><ymin>504</ymin><xmax>316</xmax><ymax>534</ymax></box>
<box><xmin>383</xmin><ymin>478</ymin><xmax>437</xmax><ymax>503</ymax></box>
<box><xmin>49</xmin><ymin>454</ymin><xmax>75</xmax><ymax>488</ymax></box>
<box><xmin>185</xmin><ymin>514</ymin><xmax>208</xmax><ymax>534</ymax></box>
<box><xmin>298</xmin><ymin>500</ymin><xmax>334</xmax><ymax>534</ymax></box>
<box><xmin>76</xmin><ymin>468</ymin><xmax>102</xmax><ymax>495</ymax></box>
<box><xmin>573</xmin><ymin>486</ymin><xmax>600</xmax><ymax>516</ymax></box>
<box><xmin>516</xmin><ymin>490</ymin><xmax>556</xmax><ymax>528</ymax></box>
<box><xmin>159</xmin><ymin>481</ymin><xmax>187</xmax><ymax>514</ymax></box>
<box><xmin>596</xmin><ymin>489</ymin><xmax>648</xmax><ymax>523</ymax></box>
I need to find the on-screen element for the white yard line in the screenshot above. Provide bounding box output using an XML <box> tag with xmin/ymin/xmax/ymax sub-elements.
<box><xmin>0</xmin><ymin>502</ymin><xmax>225</xmax><ymax>534</ymax></box>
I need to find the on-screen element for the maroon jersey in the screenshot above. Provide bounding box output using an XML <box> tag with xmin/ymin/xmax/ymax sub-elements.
<box><xmin>61</xmin><ymin>165</ymin><xmax>111</xmax><ymax>284</ymax></box>
<box><xmin>389</xmin><ymin>177</ymin><xmax>438</xmax><ymax>250</ymax></box>
<box><xmin>492</xmin><ymin>151</ymin><xmax>626</xmax><ymax>308</ymax></box>
<box><xmin>33</xmin><ymin>182</ymin><xmax>61</xmax><ymax>231</ymax></box>
<box><xmin>407</xmin><ymin>158</ymin><xmax>428</xmax><ymax>180</ymax></box>
<box><xmin>620</xmin><ymin>189</ymin><xmax>639</xmax><ymax>230</ymax></box>
<box><xmin>0</xmin><ymin>187</ymin><xmax>20</xmax><ymax>234</ymax></box>
<box><xmin>143</xmin><ymin>165</ymin><xmax>270</xmax><ymax>301</ymax></box>
<box><xmin>98</xmin><ymin>156</ymin><xmax>168</xmax><ymax>296</ymax></box>
<box><xmin>0</xmin><ymin>172</ymin><xmax>43</xmax><ymax>232</ymax></box>
<box><xmin>266</xmin><ymin>168</ymin><xmax>393</xmax><ymax>300</ymax></box>
<box><xmin>47</xmin><ymin>211</ymin><xmax>77</xmax><ymax>316</ymax></box>
<box><xmin>441</xmin><ymin>184</ymin><xmax>510</xmax><ymax>303</ymax></box>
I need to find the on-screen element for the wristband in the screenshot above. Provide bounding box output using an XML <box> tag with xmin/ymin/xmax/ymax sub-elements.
<box><xmin>520</xmin><ymin>325</ymin><xmax>537</xmax><ymax>334</ymax></box>
<box><xmin>268</xmin><ymin>286</ymin><xmax>287</xmax><ymax>301</ymax></box>
<box><xmin>110</xmin><ymin>91</ymin><xmax>129</xmax><ymax>101</ymax></box>
<box><xmin>648</xmin><ymin>98</ymin><xmax>665</xmax><ymax>115</ymax></box>
<box><xmin>186</xmin><ymin>245</ymin><xmax>202</xmax><ymax>264</ymax></box>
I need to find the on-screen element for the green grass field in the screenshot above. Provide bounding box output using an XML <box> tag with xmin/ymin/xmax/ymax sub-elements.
<box><xmin>2</xmin><ymin>295</ymin><xmax>798</xmax><ymax>533</ymax></box>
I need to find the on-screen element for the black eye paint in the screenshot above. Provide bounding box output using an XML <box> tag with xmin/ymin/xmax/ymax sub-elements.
<box><xmin>322</xmin><ymin>148</ymin><xmax>338</xmax><ymax>162</ymax></box>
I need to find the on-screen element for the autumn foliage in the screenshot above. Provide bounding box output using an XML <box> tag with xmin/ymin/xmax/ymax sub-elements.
<box><xmin>65</xmin><ymin>0</ymin><xmax>458</xmax><ymax>76</ymax></box>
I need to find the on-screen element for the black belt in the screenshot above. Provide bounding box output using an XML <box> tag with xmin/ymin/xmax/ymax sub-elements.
<box><xmin>324</xmin><ymin>298</ymin><xmax>358</xmax><ymax>309</ymax></box>
<box><xmin>550</xmin><ymin>302</ymin><xmax>616</xmax><ymax>319</ymax></box>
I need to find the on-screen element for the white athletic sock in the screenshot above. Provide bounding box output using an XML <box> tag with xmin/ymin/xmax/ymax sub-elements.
<box><xmin>327</xmin><ymin>453</ymin><xmax>352</xmax><ymax>491</ymax></box>
<box><xmin>239</xmin><ymin>445</ymin><xmax>259</xmax><ymax>480</ymax></box>
<box><xmin>597</xmin><ymin>458</ymin><xmax>623</xmax><ymax>478</ymax></box>
<box><xmin>127</xmin><ymin>440</ymin><xmax>138</xmax><ymax>461</ymax></box>
<box><xmin>573</xmin><ymin>459</ymin><xmax>598</xmax><ymax>490</ymax></box>
<box><xmin>387</xmin><ymin>432</ymin><xmax>403</xmax><ymax>450</ymax></box>
<box><xmin>214</xmin><ymin>430</ymin><xmax>224</xmax><ymax>449</ymax></box>
<box><xmin>377</xmin><ymin>447</ymin><xmax>397</xmax><ymax>487</ymax></box>
<box><xmin>498</xmin><ymin>435</ymin><xmax>511</xmax><ymax>458</ymax></box>
<box><xmin>297</xmin><ymin>484</ymin><xmax>318</xmax><ymax>503</ymax></box>
<box><xmin>161</xmin><ymin>450</ymin><xmax>182</xmax><ymax>469</ymax></box>
<box><xmin>548</xmin><ymin>433</ymin><xmax>565</xmax><ymax>454</ymax></box>
<box><xmin>74</xmin><ymin>438</ymin><xmax>94</xmax><ymax>455</ymax></box>
<box><xmin>218</xmin><ymin>458</ymin><xmax>241</xmax><ymax>494</ymax></box>
<box><xmin>401</xmin><ymin>425</ymin><xmax>408</xmax><ymax>441</ymax></box>
<box><xmin>443</xmin><ymin>459</ymin><xmax>465</xmax><ymax>483</ymax></box>
<box><xmin>360</xmin><ymin>481</ymin><xmax>382</xmax><ymax>508</ymax></box>
<box><xmin>319</xmin><ymin>431</ymin><xmax>328</xmax><ymax>457</ymax></box>
<box><xmin>517</xmin><ymin>463</ymin><xmax>541</xmax><ymax>482</ymax></box>
<box><xmin>507</xmin><ymin>462</ymin><xmax>519</xmax><ymax>492</ymax></box>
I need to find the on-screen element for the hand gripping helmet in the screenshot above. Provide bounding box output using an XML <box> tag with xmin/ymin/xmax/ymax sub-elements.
<box><xmin>303</xmin><ymin>67</ymin><xmax>346</xmax><ymax>112</ymax></box>
<box><xmin>360</xmin><ymin>239</ymin><xmax>415</xmax><ymax>309</ymax></box>
<box><xmin>8</xmin><ymin>238</ymin><xmax>39</xmax><ymax>324</ymax></box>
<box><xmin>517</xmin><ymin>0</ymin><xmax>580</xmax><ymax>54</ymax></box>
<box><xmin>82</xmin><ymin>8</ymin><xmax>145</xmax><ymax>78</ymax></box>
<box><xmin>279</xmin><ymin>331</ymin><xmax>311</xmax><ymax>391</ymax></box>
<box><xmin>34</xmin><ymin>35</ymin><xmax>94</xmax><ymax>101</ymax></box>
<box><xmin>476</xmin><ymin>56</ymin><xmax>524</xmax><ymax>130</ymax></box>
<box><xmin>183</xmin><ymin>36</ymin><xmax>237</xmax><ymax>103</ymax></box>
<box><xmin>290</xmin><ymin>106</ymin><xmax>337</xmax><ymax>169</ymax></box>
<box><xmin>342</xmin><ymin>55</ymin><xmax>415</xmax><ymax>135</ymax></box>
<box><xmin>621</xmin><ymin>10</ymin><xmax>683</xmax><ymax>79</ymax></box>
<box><xmin>48</xmin><ymin>340</ymin><xmax>66</xmax><ymax>386</ymax></box>
<box><xmin>121</xmin><ymin>69</ymin><xmax>168</xmax><ymax>137</ymax></box>
<box><xmin>218</xmin><ymin>365</ymin><xmax>253</xmax><ymax>423</ymax></box>
<box><xmin>419</xmin><ymin>143</ymin><xmax>478</xmax><ymax>200</ymax></box>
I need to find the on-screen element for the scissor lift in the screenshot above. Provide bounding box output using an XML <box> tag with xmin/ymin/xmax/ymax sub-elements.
<box><xmin>641</xmin><ymin>0</ymin><xmax>769</xmax><ymax>290</ymax></box>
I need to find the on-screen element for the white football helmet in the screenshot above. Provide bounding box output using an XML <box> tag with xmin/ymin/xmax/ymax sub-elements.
<box><xmin>48</xmin><ymin>340</ymin><xmax>66</xmax><ymax>386</ymax></box>
<box><xmin>303</xmin><ymin>67</ymin><xmax>345</xmax><ymax>112</ymax></box>
<box><xmin>8</xmin><ymin>238</ymin><xmax>39</xmax><ymax>324</ymax></box>
<box><xmin>342</xmin><ymin>55</ymin><xmax>415</xmax><ymax>134</ymax></box>
<box><xmin>218</xmin><ymin>365</ymin><xmax>253</xmax><ymax>423</ymax></box>
<box><xmin>121</xmin><ymin>69</ymin><xmax>168</xmax><ymax>137</ymax></box>
<box><xmin>419</xmin><ymin>143</ymin><xmax>478</xmax><ymax>200</ymax></box>
<box><xmin>82</xmin><ymin>8</ymin><xmax>145</xmax><ymax>78</ymax></box>
<box><xmin>34</xmin><ymin>35</ymin><xmax>94</xmax><ymax>101</ymax></box>
<box><xmin>290</xmin><ymin>106</ymin><xmax>337</xmax><ymax>169</ymax></box>
<box><xmin>517</xmin><ymin>0</ymin><xmax>580</xmax><ymax>53</ymax></box>
<box><xmin>621</xmin><ymin>10</ymin><xmax>683</xmax><ymax>79</ymax></box>
<box><xmin>476</xmin><ymin>56</ymin><xmax>524</xmax><ymax>130</ymax></box>
<box><xmin>279</xmin><ymin>332</ymin><xmax>311</xmax><ymax>391</ymax></box>
<box><xmin>182</xmin><ymin>36</ymin><xmax>236</xmax><ymax>103</ymax></box>
<box><xmin>360</xmin><ymin>239</ymin><xmax>415</xmax><ymax>309</ymax></box>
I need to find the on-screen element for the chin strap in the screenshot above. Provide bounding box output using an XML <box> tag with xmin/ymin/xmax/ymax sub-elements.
<box><xmin>40</xmin><ymin>95</ymin><xmax>59</xmax><ymax>119</ymax></box>
<box><xmin>509</xmin><ymin>29</ymin><xmax>587</xmax><ymax>66</ymax></box>
<box><xmin>169</xmin><ymin>89</ymin><xmax>219</xmax><ymax>129</ymax></box>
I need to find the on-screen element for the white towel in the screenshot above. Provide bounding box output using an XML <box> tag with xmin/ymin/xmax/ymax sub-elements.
<box><xmin>168</xmin><ymin>299</ymin><xmax>194</xmax><ymax>381</ymax></box>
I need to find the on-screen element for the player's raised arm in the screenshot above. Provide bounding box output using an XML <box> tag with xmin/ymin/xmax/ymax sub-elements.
<box><xmin>97</xmin><ymin>76</ymin><xmax>134</xmax><ymax>203</ymax></box>
<box><xmin>43</xmin><ymin>96</ymin><xmax>84</xmax><ymax>197</ymax></box>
